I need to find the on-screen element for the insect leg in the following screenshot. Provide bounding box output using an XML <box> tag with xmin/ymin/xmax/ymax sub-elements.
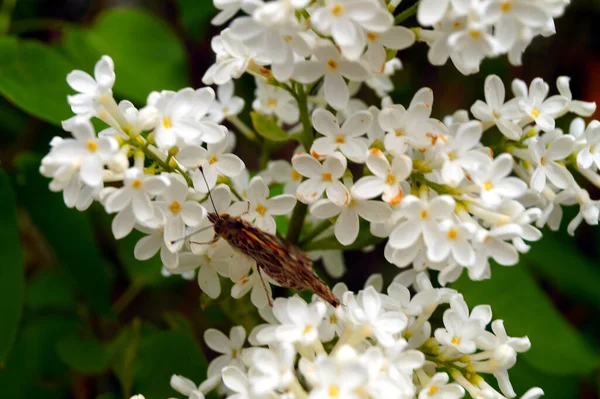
<box><xmin>256</xmin><ymin>266</ymin><xmax>273</xmax><ymax>307</ymax></box>
<box><xmin>189</xmin><ymin>237</ymin><xmax>220</xmax><ymax>246</ymax></box>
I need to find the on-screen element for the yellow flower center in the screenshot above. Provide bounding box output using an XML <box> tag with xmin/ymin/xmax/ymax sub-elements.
<box><xmin>322</xmin><ymin>173</ymin><xmax>333</xmax><ymax>182</ymax></box>
<box><xmin>132</xmin><ymin>179</ymin><xmax>143</xmax><ymax>189</ymax></box>
<box><xmin>267</xmin><ymin>98</ymin><xmax>277</xmax><ymax>107</ymax></box>
<box><xmin>331</xmin><ymin>4</ymin><xmax>343</xmax><ymax>16</ymax></box>
<box><xmin>531</xmin><ymin>108</ymin><xmax>540</xmax><ymax>117</ymax></box>
<box><xmin>394</xmin><ymin>128</ymin><xmax>404</xmax><ymax>137</ymax></box>
<box><xmin>303</xmin><ymin>325</ymin><xmax>313</xmax><ymax>335</ymax></box>
<box><xmin>484</xmin><ymin>181</ymin><xmax>493</xmax><ymax>190</ymax></box>
<box><xmin>87</xmin><ymin>140</ymin><xmax>98</xmax><ymax>152</ymax></box>
<box><xmin>327</xmin><ymin>59</ymin><xmax>339</xmax><ymax>71</ymax></box>
<box><xmin>208</xmin><ymin>155</ymin><xmax>218</xmax><ymax>165</ymax></box>
<box><xmin>232</xmin><ymin>349</ymin><xmax>238</xmax><ymax>358</ymax></box>
<box><xmin>469</xmin><ymin>30</ymin><xmax>481</xmax><ymax>39</ymax></box>
<box><xmin>329</xmin><ymin>315</ymin><xmax>337</xmax><ymax>324</ymax></box>
<box><xmin>283</xmin><ymin>35</ymin><xmax>293</xmax><ymax>42</ymax></box>
<box><xmin>335</xmin><ymin>136</ymin><xmax>345</xmax><ymax>144</ymax></box>
<box><xmin>386</xmin><ymin>174</ymin><xmax>396</xmax><ymax>185</ymax></box>
<box><xmin>255</xmin><ymin>204</ymin><xmax>267</xmax><ymax>216</ymax></box>
<box><xmin>162</xmin><ymin>117</ymin><xmax>172</xmax><ymax>129</ymax></box>
<box><xmin>328</xmin><ymin>385</ymin><xmax>340</xmax><ymax>397</ymax></box>
<box><xmin>421</xmin><ymin>210</ymin><xmax>428</xmax><ymax>220</ymax></box>
<box><xmin>452</xmin><ymin>21</ymin><xmax>463</xmax><ymax>30</ymax></box>
<box><xmin>540</xmin><ymin>156</ymin><xmax>546</xmax><ymax>166</ymax></box>
<box><xmin>447</xmin><ymin>151</ymin><xmax>457</xmax><ymax>160</ymax></box>
<box><xmin>366</xmin><ymin>32</ymin><xmax>378</xmax><ymax>42</ymax></box>
<box><xmin>452</xmin><ymin>336</ymin><xmax>461</xmax><ymax>345</ymax></box>
<box><xmin>291</xmin><ymin>169</ymin><xmax>302</xmax><ymax>181</ymax></box>
<box><xmin>169</xmin><ymin>200</ymin><xmax>182</xmax><ymax>214</ymax></box>
<box><xmin>428</xmin><ymin>385</ymin><xmax>438</xmax><ymax>396</ymax></box>
<box><xmin>448</xmin><ymin>228</ymin><xmax>458</xmax><ymax>239</ymax></box>
<box><xmin>501</xmin><ymin>1</ymin><xmax>512</xmax><ymax>12</ymax></box>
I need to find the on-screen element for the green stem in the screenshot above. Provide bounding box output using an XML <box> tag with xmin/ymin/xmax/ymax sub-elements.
<box><xmin>226</xmin><ymin>115</ymin><xmax>258</xmax><ymax>143</ymax></box>
<box><xmin>113</xmin><ymin>282</ymin><xmax>144</xmax><ymax>314</ymax></box>
<box><xmin>299</xmin><ymin>219</ymin><xmax>333</xmax><ymax>248</ymax></box>
<box><xmin>285</xmin><ymin>82</ymin><xmax>315</xmax><ymax>243</ymax></box>
<box><xmin>286</xmin><ymin>202</ymin><xmax>308</xmax><ymax>244</ymax></box>
<box><xmin>394</xmin><ymin>1</ymin><xmax>420</xmax><ymax>24</ymax></box>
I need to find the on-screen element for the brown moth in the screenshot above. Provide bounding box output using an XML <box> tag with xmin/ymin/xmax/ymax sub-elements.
<box><xmin>189</xmin><ymin>167</ymin><xmax>340</xmax><ymax>307</ymax></box>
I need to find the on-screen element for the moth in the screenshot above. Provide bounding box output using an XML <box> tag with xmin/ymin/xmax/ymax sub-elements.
<box><xmin>182</xmin><ymin>168</ymin><xmax>340</xmax><ymax>308</ymax></box>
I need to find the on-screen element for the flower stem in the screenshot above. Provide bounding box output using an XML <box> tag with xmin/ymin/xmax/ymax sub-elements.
<box><xmin>227</xmin><ymin>115</ymin><xmax>258</xmax><ymax>143</ymax></box>
<box><xmin>285</xmin><ymin>82</ymin><xmax>315</xmax><ymax>243</ymax></box>
<box><xmin>394</xmin><ymin>1</ymin><xmax>420</xmax><ymax>24</ymax></box>
<box><xmin>299</xmin><ymin>219</ymin><xmax>333</xmax><ymax>248</ymax></box>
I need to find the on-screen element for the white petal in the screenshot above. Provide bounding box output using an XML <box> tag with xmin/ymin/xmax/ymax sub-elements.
<box><xmin>335</xmin><ymin>209</ymin><xmax>359</xmax><ymax>245</ymax></box>
<box><xmin>198</xmin><ymin>265</ymin><xmax>221</xmax><ymax>298</ymax></box>
<box><xmin>324</xmin><ymin>72</ymin><xmax>349</xmax><ymax>110</ymax></box>
<box><xmin>356</xmin><ymin>200</ymin><xmax>391</xmax><ymax>223</ymax></box>
<box><xmin>266</xmin><ymin>195</ymin><xmax>296</xmax><ymax>215</ymax></box>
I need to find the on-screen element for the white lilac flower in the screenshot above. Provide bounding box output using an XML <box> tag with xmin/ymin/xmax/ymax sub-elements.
<box><xmin>256</xmin><ymin>296</ymin><xmax>327</xmax><ymax>345</ymax></box>
<box><xmin>364</xmin><ymin>26</ymin><xmax>415</xmax><ymax>73</ymax></box>
<box><xmin>253</xmin><ymin>79</ymin><xmax>299</xmax><ymax>124</ymax></box>
<box><xmin>557</xmin><ymin>76</ymin><xmax>597</xmax><ymax>117</ymax></box>
<box><xmin>49</xmin><ymin>119</ymin><xmax>119</xmax><ymax>188</ymax></box>
<box><xmin>388</xmin><ymin>194</ymin><xmax>456</xmax><ymax>250</ymax></box>
<box><xmin>201</xmin><ymin>326</ymin><xmax>246</xmax><ymax>392</ymax></box>
<box><xmin>439</xmin><ymin>121</ymin><xmax>488</xmax><ymax>186</ymax></box>
<box><xmin>170</xmin><ymin>374</ymin><xmax>206</xmax><ymax>399</ymax></box>
<box><xmin>470</xmin><ymin>75</ymin><xmax>523</xmax><ymax>140</ymax></box>
<box><xmin>103</xmin><ymin>167</ymin><xmax>170</xmax><ymax>224</ymax></box>
<box><xmin>518</xmin><ymin>78</ymin><xmax>568</xmax><ymax>132</ymax></box>
<box><xmin>228</xmin><ymin>176</ymin><xmax>296</xmax><ymax>234</ymax></box>
<box><xmin>529</xmin><ymin>134</ymin><xmax>574</xmax><ymax>192</ymax></box>
<box><xmin>208</xmin><ymin>81</ymin><xmax>245</xmax><ymax>123</ymax></box>
<box><xmin>310</xmin><ymin>187</ymin><xmax>391</xmax><ymax>246</ymax></box>
<box><xmin>292</xmin><ymin>152</ymin><xmax>348</xmax><ymax>205</ymax></box>
<box><xmin>244</xmin><ymin>343</ymin><xmax>295</xmax><ymax>395</ymax></box>
<box><xmin>66</xmin><ymin>55</ymin><xmax>115</xmax><ymax>117</ymax></box>
<box><xmin>352</xmin><ymin>149</ymin><xmax>412</xmax><ymax>205</ymax></box>
<box><xmin>418</xmin><ymin>373</ymin><xmax>464</xmax><ymax>399</ymax></box>
<box><xmin>306</xmin><ymin>351</ymin><xmax>369</xmax><ymax>399</ymax></box>
<box><xmin>146</xmin><ymin>87</ymin><xmax>226</xmax><ymax>149</ymax></box>
<box><xmin>211</xmin><ymin>0</ymin><xmax>262</xmax><ymax>26</ymax></box>
<box><xmin>428</xmin><ymin>220</ymin><xmax>477</xmax><ymax>267</ymax></box>
<box><xmin>310</xmin><ymin>0</ymin><xmax>394</xmax><ymax>61</ymax></box>
<box><xmin>155</xmin><ymin>174</ymin><xmax>207</xmax><ymax>252</ymax></box>
<box><xmin>176</xmin><ymin>139</ymin><xmax>245</xmax><ymax>193</ymax></box>
<box><xmin>264</xmin><ymin>160</ymin><xmax>303</xmax><ymax>195</ymax></box>
<box><xmin>311</xmin><ymin>109</ymin><xmax>371</xmax><ymax>163</ymax></box>
<box><xmin>575</xmin><ymin>119</ymin><xmax>600</xmax><ymax>169</ymax></box>
<box><xmin>447</xmin><ymin>22</ymin><xmax>498</xmax><ymax>75</ymax></box>
<box><xmin>293</xmin><ymin>41</ymin><xmax>368</xmax><ymax>110</ymax></box>
<box><xmin>231</xmin><ymin>263</ymin><xmax>275</xmax><ymax>309</ymax></box>
<box><xmin>417</xmin><ymin>0</ymin><xmax>471</xmax><ymax>26</ymax></box>
<box><xmin>471</xmin><ymin>154</ymin><xmax>527</xmax><ymax>207</ymax></box>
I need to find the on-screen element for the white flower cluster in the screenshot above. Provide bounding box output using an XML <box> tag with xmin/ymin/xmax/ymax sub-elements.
<box><xmin>417</xmin><ymin>0</ymin><xmax>569</xmax><ymax>74</ymax></box>
<box><xmin>155</xmin><ymin>273</ymin><xmax>542</xmax><ymax>399</ymax></box>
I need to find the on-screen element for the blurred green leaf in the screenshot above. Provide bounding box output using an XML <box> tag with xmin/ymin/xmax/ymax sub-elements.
<box><xmin>133</xmin><ymin>331</ymin><xmax>207</xmax><ymax>399</ymax></box>
<box><xmin>453</xmin><ymin>265</ymin><xmax>600</xmax><ymax>375</ymax></box>
<box><xmin>0</xmin><ymin>37</ymin><xmax>74</xmax><ymax>125</ymax></box>
<box><xmin>251</xmin><ymin>111</ymin><xmax>297</xmax><ymax>142</ymax></box>
<box><xmin>510</xmin><ymin>358</ymin><xmax>579</xmax><ymax>399</ymax></box>
<box><xmin>96</xmin><ymin>394</ymin><xmax>118</xmax><ymax>399</ymax></box>
<box><xmin>163</xmin><ymin>311</ymin><xmax>194</xmax><ymax>336</ymax></box>
<box><xmin>26</xmin><ymin>268</ymin><xmax>77</xmax><ymax>311</ymax></box>
<box><xmin>525</xmin><ymin>233</ymin><xmax>600</xmax><ymax>309</ymax></box>
<box><xmin>63</xmin><ymin>8</ymin><xmax>189</xmax><ymax>104</ymax></box>
<box><xmin>116</xmin><ymin>230</ymin><xmax>164</xmax><ymax>286</ymax></box>
<box><xmin>0</xmin><ymin>170</ymin><xmax>24</xmax><ymax>365</ymax></box>
<box><xmin>110</xmin><ymin>321</ymin><xmax>141</xmax><ymax>398</ymax></box>
<box><xmin>0</xmin><ymin>316</ymin><xmax>78</xmax><ymax>397</ymax></box>
<box><xmin>177</xmin><ymin>0</ymin><xmax>214</xmax><ymax>39</ymax></box>
<box><xmin>14</xmin><ymin>154</ymin><xmax>114</xmax><ymax>316</ymax></box>
<box><xmin>57</xmin><ymin>335</ymin><xmax>111</xmax><ymax>374</ymax></box>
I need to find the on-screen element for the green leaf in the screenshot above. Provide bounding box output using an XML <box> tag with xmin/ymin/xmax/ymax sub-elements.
<box><xmin>109</xmin><ymin>321</ymin><xmax>141</xmax><ymax>398</ymax></box>
<box><xmin>0</xmin><ymin>37</ymin><xmax>75</xmax><ymax>125</ymax></box>
<box><xmin>510</xmin><ymin>358</ymin><xmax>579</xmax><ymax>399</ymax></box>
<box><xmin>62</xmin><ymin>8</ymin><xmax>189</xmax><ymax>104</ymax></box>
<box><xmin>26</xmin><ymin>268</ymin><xmax>77</xmax><ymax>311</ymax></box>
<box><xmin>525</xmin><ymin>233</ymin><xmax>600</xmax><ymax>309</ymax></box>
<box><xmin>452</xmin><ymin>265</ymin><xmax>600</xmax><ymax>375</ymax></box>
<box><xmin>14</xmin><ymin>154</ymin><xmax>114</xmax><ymax>316</ymax></box>
<box><xmin>133</xmin><ymin>331</ymin><xmax>208</xmax><ymax>399</ymax></box>
<box><xmin>251</xmin><ymin>111</ymin><xmax>296</xmax><ymax>142</ymax></box>
<box><xmin>115</xmin><ymin>230</ymin><xmax>164</xmax><ymax>286</ymax></box>
<box><xmin>177</xmin><ymin>0</ymin><xmax>215</xmax><ymax>39</ymax></box>
<box><xmin>0</xmin><ymin>169</ymin><xmax>25</xmax><ymax>365</ymax></box>
<box><xmin>57</xmin><ymin>335</ymin><xmax>110</xmax><ymax>374</ymax></box>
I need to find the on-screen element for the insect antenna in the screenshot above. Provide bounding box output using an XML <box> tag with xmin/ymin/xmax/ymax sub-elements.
<box><xmin>199</xmin><ymin>166</ymin><xmax>221</xmax><ymax>220</ymax></box>
<box><xmin>169</xmin><ymin>224</ymin><xmax>215</xmax><ymax>245</ymax></box>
